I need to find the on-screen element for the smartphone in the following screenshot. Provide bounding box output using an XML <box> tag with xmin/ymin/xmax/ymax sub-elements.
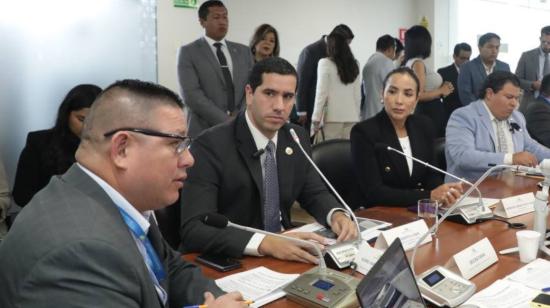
<box><xmin>531</xmin><ymin>293</ymin><xmax>550</xmax><ymax>308</ymax></box>
<box><xmin>195</xmin><ymin>254</ymin><xmax>242</xmax><ymax>272</ymax></box>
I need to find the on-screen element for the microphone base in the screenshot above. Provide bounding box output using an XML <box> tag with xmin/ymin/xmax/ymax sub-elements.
<box><xmin>441</xmin><ymin>212</ymin><xmax>493</xmax><ymax>225</ymax></box>
<box><xmin>324</xmin><ymin>241</ymin><xmax>358</xmax><ymax>269</ymax></box>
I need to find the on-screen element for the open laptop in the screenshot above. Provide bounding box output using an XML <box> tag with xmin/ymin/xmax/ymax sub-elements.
<box><xmin>356</xmin><ymin>238</ymin><xmax>426</xmax><ymax>308</ymax></box>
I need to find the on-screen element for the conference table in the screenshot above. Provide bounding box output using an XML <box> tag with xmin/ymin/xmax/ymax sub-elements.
<box><xmin>186</xmin><ymin>173</ymin><xmax>550</xmax><ymax>307</ymax></box>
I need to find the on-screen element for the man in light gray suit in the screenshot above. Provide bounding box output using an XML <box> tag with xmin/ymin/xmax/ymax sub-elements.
<box><xmin>516</xmin><ymin>25</ymin><xmax>550</xmax><ymax>113</ymax></box>
<box><xmin>0</xmin><ymin>80</ymin><xmax>246</xmax><ymax>308</ymax></box>
<box><xmin>361</xmin><ymin>34</ymin><xmax>396</xmax><ymax>120</ymax></box>
<box><xmin>177</xmin><ymin>0</ymin><xmax>254</xmax><ymax>137</ymax></box>
<box><xmin>446</xmin><ymin>72</ymin><xmax>550</xmax><ymax>182</ymax></box>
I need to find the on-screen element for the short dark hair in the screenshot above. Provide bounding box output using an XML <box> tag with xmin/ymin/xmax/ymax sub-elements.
<box><xmin>198</xmin><ymin>0</ymin><xmax>225</xmax><ymax>20</ymax></box>
<box><xmin>478</xmin><ymin>33</ymin><xmax>500</xmax><ymax>47</ymax></box>
<box><xmin>394</xmin><ymin>37</ymin><xmax>404</xmax><ymax>54</ymax></box>
<box><xmin>382</xmin><ymin>67</ymin><xmax>420</xmax><ymax>96</ymax></box>
<box><xmin>376</xmin><ymin>35</ymin><xmax>396</xmax><ymax>52</ymax></box>
<box><xmin>403</xmin><ymin>25</ymin><xmax>432</xmax><ymax>62</ymax></box>
<box><xmin>247</xmin><ymin>57</ymin><xmax>297</xmax><ymax>92</ymax></box>
<box><xmin>540</xmin><ymin>74</ymin><xmax>550</xmax><ymax>97</ymax></box>
<box><xmin>102</xmin><ymin>79</ymin><xmax>183</xmax><ymax>108</ymax></box>
<box><xmin>478</xmin><ymin>71</ymin><xmax>520</xmax><ymax>99</ymax></box>
<box><xmin>453</xmin><ymin>42</ymin><xmax>472</xmax><ymax>56</ymax></box>
<box><xmin>330</xmin><ymin>24</ymin><xmax>354</xmax><ymax>40</ymax></box>
<box><xmin>541</xmin><ymin>26</ymin><xmax>550</xmax><ymax>36</ymax></box>
<box><xmin>249</xmin><ymin>24</ymin><xmax>280</xmax><ymax>57</ymax></box>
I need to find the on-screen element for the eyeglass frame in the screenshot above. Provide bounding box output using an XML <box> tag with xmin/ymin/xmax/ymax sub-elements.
<box><xmin>103</xmin><ymin>127</ymin><xmax>193</xmax><ymax>154</ymax></box>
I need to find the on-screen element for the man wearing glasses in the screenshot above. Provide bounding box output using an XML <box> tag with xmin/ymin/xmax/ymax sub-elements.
<box><xmin>179</xmin><ymin>57</ymin><xmax>357</xmax><ymax>264</ymax></box>
<box><xmin>516</xmin><ymin>25</ymin><xmax>550</xmax><ymax>113</ymax></box>
<box><xmin>0</xmin><ymin>80</ymin><xmax>246</xmax><ymax>308</ymax></box>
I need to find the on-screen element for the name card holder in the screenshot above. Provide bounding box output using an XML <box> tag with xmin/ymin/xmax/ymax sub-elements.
<box><xmin>353</xmin><ymin>241</ymin><xmax>384</xmax><ymax>275</ymax></box>
<box><xmin>493</xmin><ymin>192</ymin><xmax>535</xmax><ymax>219</ymax></box>
<box><xmin>374</xmin><ymin>219</ymin><xmax>431</xmax><ymax>252</ymax></box>
<box><xmin>446</xmin><ymin>237</ymin><xmax>498</xmax><ymax>280</ymax></box>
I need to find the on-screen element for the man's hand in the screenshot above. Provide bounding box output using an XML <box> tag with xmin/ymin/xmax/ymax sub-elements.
<box><xmin>512</xmin><ymin>151</ymin><xmax>538</xmax><ymax>167</ymax></box>
<box><xmin>203</xmin><ymin>291</ymin><xmax>248</xmax><ymax>308</ymax></box>
<box><xmin>532</xmin><ymin>80</ymin><xmax>541</xmax><ymax>91</ymax></box>
<box><xmin>298</xmin><ymin>115</ymin><xmax>307</xmax><ymax>126</ymax></box>
<box><xmin>330</xmin><ymin>211</ymin><xmax>358</xmax><ymax>242</ymax></box>
<box><xmin>257</xmin><ymin>232</ymin><xmax>328</xmax><ymax>264</ymax></box>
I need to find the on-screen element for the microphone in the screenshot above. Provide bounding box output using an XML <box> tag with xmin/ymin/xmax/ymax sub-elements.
<box><xmin>201</xmin><ymin>213</ymin><xmax>327</xmax><ymax>273</ymax></box>
<box><xmin>252</xmin><ymin>148</ymin><xmax>265</xmax><ymax>159</ymax></box>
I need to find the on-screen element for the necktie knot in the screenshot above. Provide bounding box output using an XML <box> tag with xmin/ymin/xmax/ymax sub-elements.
<box><xmin>213</xmin><ymin>42</ymin><xmax>222</xmax><ymax>49</ymax></box>
<box><xmin>266</xmin><ymin>141</ymin><xmax>276</xmax><ymax>154</ymax></box>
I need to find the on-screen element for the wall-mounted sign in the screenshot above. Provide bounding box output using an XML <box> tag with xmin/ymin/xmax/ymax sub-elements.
<box><xmin>174</xmin><ymin>0</ymin><xmax>197</xmax><ymax>8</ymax></box>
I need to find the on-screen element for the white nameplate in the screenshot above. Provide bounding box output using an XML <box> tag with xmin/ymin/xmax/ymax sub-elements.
<box><xmin>452</xmin><ymin>237</ymin><xmax>498</xmax><ymax>280</ymax></box>
<box><xmin>374</xmin><ymin>219</ymin><xmax>431</xmax><ymax>251</ymax></box>
<box><xmin>354</xmin><ymin>241</ymin><xmax>384</xmax><ymax>275</ymax></box>
<box><xmin>494</xmin><ymin>192</ymin><xmax>535</xmax><ymax>218</ymax></box>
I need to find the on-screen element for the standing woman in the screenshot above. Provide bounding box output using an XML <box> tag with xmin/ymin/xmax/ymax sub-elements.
<box><xmin>249</xmin><ymin>24</ymin><xmax>280</xmax><ymax>63</ymax></box>
<box><xmin>13</xmin><ymin>84</ymin><xmax>101</xmax><ymax>207</ymax></box>
<box><xmin>351</xmin><ymin>68</ymin><xmax>462</xmax><ymax>207</ymax></box>
<box><xmin>403</xmin><ymin>25</ymin><xmax>453</xmax><ymax>137</ymax></box>
<box><xmin>311</xmin><ymin>33</ymin><xmax>361</xmax><ymax>140</ymax></box>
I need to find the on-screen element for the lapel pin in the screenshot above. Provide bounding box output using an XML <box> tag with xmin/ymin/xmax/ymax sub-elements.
<box><xmin>384</xmin><ymin>166</ymin><xmax>391</xmax><ymax>173</ymax></box>
<box><xmin>285</xmin><ymin>147</ymin><xmax>293</xmax><ymax>155</ymax></box>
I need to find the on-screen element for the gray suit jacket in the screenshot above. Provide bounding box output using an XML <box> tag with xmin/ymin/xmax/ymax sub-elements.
<box><xmin>445</xmin><ymin>99</ymin><xmax>550</xmax><ymax>181</ymax></box>
<box><xmin>516</xmin><ymin>48</ymin><xmax>541</xmax><ymax>112</ymax></box>
<box><xmin>0</xmin><ymin>165</ymin><xmax>222</xmax><ymax>308</ymax></box>
<box><xmin>177</xmin><ymin>37</ymin><xmax>254</xmax><ymax>137</ymax></box>
<box><xmin>361</xmin><ymin>52</ymin><xmax>395</xmax><ymax>120</ymax></box>
<box><xmin>457</xmin><ymin>56</ymin><xmax>510</xmax><ymax>105</ymax></box>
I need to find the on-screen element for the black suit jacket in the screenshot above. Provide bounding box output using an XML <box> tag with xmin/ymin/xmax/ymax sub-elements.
<box><xmin>350</xmin><ymin>111</ymin><xmax>442</xmax><ymax>207</ymax></box>
<box><xmin>296</xmin><ymin>36</ymin><xmax>327</xmax><ymax>129</ymax></box>
<box><xmin>179</xmin><ymin>113</ymin><xmax>341</xmax><ymax>257</ymax></box>
<box><xmin>437</xmin><ymin>64</ymin><xmax>462</xmax><ymax>123</ymax></box>
<box><xmin>525</xmin><ymin>96</ymin><xmax>550</xmax><ymax>147</ymax></box>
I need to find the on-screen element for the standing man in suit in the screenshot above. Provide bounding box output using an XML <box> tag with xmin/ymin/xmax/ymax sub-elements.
<box><xmin>438</xmin><ymin>43</ymin><xmax>472</xmax><ymax>127</ymax></box>
<box><xmin>177</xmin><ymin>0</ymin><xmax>254</xmax><ymax>137</ymax></box>
<box><xmin>458</xmin><ymin>33</ymin><xmax>510</xmax><ymax>105</ymax></box>
<box><xmin>525</xmin><ymin>74</ymin><xmax>550</xmax><ymax>147</ymax></box>
<box><xmin>446</xmin><ymin>71</ymin><xmax>550</xmax><ymax>181</ymax></box>
<box><xmin>516</xmin><ymin>25</ymin><xmax>550</xmax><ymax>113</ymax></box>
<box><xmin>0</xmin><ymin>80</ymin><xmax>246</xmax><ymax>308</ymax></box>
<box><xmin>296</xmin><ymin>24</ymin><xmax>354</xmax><ymax>133</ymax></box>
<box><xmin>361</xmin><ymin>34</ymin><xmax>396</xmax><ymax>120</ymax></box>
<box><xmin>179</xmin><ymin>57</ymin><xmax>357</xmax><ymax>263</ymax></box>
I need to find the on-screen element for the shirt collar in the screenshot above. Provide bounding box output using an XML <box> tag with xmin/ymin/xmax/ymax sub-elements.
<box><xmin>77</xmin><ymin>163</ymin><xmax>151</xmax><ymax>233</ymax></box>
<box><xmin>482</xmin><ymin>100</ymin><xmax>500</xmax><ymax>122</ymax></box>
<box><xmin>204</xmin><ymin>35</ymin><xmax>227</xmax><ymax>48</ymax></box>
<box><xmin>245</xmin><ymin>110</ymin><xmax>278</xmax><ymax>151</ymax></box>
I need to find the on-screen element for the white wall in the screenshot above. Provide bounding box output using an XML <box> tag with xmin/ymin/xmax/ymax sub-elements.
<box><xmin>157</xmin><ymin>0</ymin><xmax>427</xmax><ymax>94</ymax></box>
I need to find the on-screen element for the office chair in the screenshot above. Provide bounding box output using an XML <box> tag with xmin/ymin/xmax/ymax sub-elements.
<box><xmin>433</xmin><ymin>137</ymin><xmax>446</xmax><ymax>171</ymax></box>
<box><xmin>154</xmin><ymin>200</ymin><xmax>180</xmax><ymax>250</ymax></box>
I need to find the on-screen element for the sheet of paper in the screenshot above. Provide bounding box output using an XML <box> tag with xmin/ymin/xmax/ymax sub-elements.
<box><xmin>506</xmin><ymin>258</ymin><xmax>550</xmax><ymax>290</ymax></box>
<box><xmin>215</xmin><ymin>266</ymin><xmax>299</xmax><ymax>302</ymax></box>
<box><xmin>459</xmin><ymin>279</ymin><xmax>537</xmax><ymax>308</ymax></box>
<box><xmin>452</xmin><ymin>197</ymin><xmax>501</xmax><ymax>209</ymax></box>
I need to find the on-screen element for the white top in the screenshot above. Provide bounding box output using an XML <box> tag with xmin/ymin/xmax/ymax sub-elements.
<box><xmin>203</xmin><ymin>35</ymin><xmax>234</xmax><ymax>77</ymax></box>
<box><xmin>406</xmin><ymin>58</ymin><xmax>442</xmax><ymax>91</ymax></box>
<box><xmin>398</xmin><ymin>136</ymin><xmax>413</xmax><ymax>176</ymax></box>
<box><xmin>312</xmin><ymin>58</ymin><xmax>361</xmax><ymax>123</ymax></box>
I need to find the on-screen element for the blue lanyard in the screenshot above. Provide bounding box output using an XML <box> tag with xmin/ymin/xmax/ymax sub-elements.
<box><xmin>118</xmin><ymin>208</ymin><xmax>166</xmax><ymax>283</ymax></box>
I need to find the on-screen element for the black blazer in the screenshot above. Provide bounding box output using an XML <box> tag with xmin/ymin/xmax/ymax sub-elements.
<box><xmin>350</xmin><ymin>111</ymin><xmax>442</xmax><ymax>207</ymax></box>
<box><xmin>13</xmin><ymin>129</ymin><xmax>79</xmax><ymax>207</ymax></box>
<box><xmin>179</xmin><ymin>113</ymin><xmax>341</xmax><ymax>257</ymax></box>
<box><xmin>437</xmin><ymin>64</ymin><xmax>462</xmax><ymax>121</ymax></box>
<box><xmin>525</xmin><ymin>96</ymin><xmax>550</xmax><ymax>148</ymax></box>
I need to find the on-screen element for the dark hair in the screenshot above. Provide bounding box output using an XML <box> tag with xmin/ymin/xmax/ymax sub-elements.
<box><xmin>539</xmin><ymin>74</ymin><xmax>550</xmax><ymax>97</ymax></box>
<box><xmin>326</xmin><ymin>33</ymin><xmax>359</xmax><ymax>84</ymax></box>
<box><xmin>248</xmin><ymin>57</ymin><xmax>297</xmax><ymax>92</ymax></box>
<box><xmin>249</xmin><ymin>24</ymin><xmax>280</xmax><ymax>57</ymax></box>
<box><xmin>382</xmin><ymin>67</ymin><xmax>421</xmax><ymax>96</ymax></box>
<box><xmin>478</xmin><ymin>71</ymin><xmax>520</xmax><ymax>99</ymax></box>
<box><xmin>478</xmin><ymin>33</ymin><xmax>500</xmax><ymax>47</ymax></box>
<box><xmin>394</xmin><ymin>38</ymin><xmax>404</xmax><ymax>54</ymax></box>
<box><xmin>541</xmin><ymin>26</ymin><xmax>550</xmax><ymax>36</ymax></box>
<box><xmin>47</xmin><ymin>84</ymin><xmax>101</xmax><ymax>174</ymax></box>
<box><xmin>329</xmin><ymin>24</ymin><xmax>354</xmax><ymax>40</ymax></box>
<box><xmin>376</xmin><ymin>35</ymin><xmax>396</xmax><ymax>52</ymax></box>
<box><xmin>403</xmin><ymin>25</ymin><xmax>432</xmax><ymax>64</ymax></box>
<box><xmin>198</xmin><ymin>0</ymin><xmax>225</xmax><ymax>20</ymax></box>
<box><xmin>453</xmin><ymin>42</ymin><xmax>472</xmax><ymax>56</ymax></box>
<box><xmin>102</xmin><ymin>79</ymin><xmax>183</xmax><ymax>108</ymax></box>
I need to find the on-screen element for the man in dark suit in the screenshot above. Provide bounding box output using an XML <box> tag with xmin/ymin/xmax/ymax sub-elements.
<box><xmin>0</xmin><ymin>80</ymin><xmax>245</xmax><ymax>308</ymax></box>
<box><xmin>180</xmin><ymin>57</ymin><xmax>357</xmax><ymax>263</ymax></box>
<box><xmin>526</xmin><ymin>74</ymin><xmax>550</xmax><ymax>147</ymax></box>
<box><xmin>516</xmin><ymin>25</ymin><xmax>550</xmax><ymax>113</ymax></box>
<box><xmin>458</xmin><ymin>33</ymin><xmax>511</xmax><ymax>105</ymax></box>
<box><xmin>177</xmin><ymin>0</ymin><xmax>254</xmax><ymax>137</ymax></box>
<box><xmin>438</xmin><ymin>43</ymin><xmax>472</xmax><ymax>127</ymax></box>
<box><xmin>296</xmin><ymin>24</ymin><xmax>354</xmax><ymax>133</ymax></box>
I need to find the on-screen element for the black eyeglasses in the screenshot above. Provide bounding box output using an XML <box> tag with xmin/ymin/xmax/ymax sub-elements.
<box><xmin>103</xmin><ymin>128</ymin><xmax>193</xmax><ymax>154</ymax></box>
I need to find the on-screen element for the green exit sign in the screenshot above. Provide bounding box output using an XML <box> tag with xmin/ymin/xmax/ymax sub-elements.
<box><xmin>174</xmin><ymin>0</ymin><xmax>197</xmax><ymax>8</ymax></box>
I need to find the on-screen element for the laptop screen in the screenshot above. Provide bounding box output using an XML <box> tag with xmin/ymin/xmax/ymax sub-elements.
<box><xmin>356</xmin><ymin>238</ymin><xmax>426</xmax><ymax>308</ymax></box>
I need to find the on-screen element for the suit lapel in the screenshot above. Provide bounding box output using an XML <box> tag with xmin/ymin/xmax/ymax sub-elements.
<box><xmin>475</xmin><ymin>57</ymin><xmax>487</xmax><ymax>80</ymax></box>
<box><xmin>474</xmin><ymin>100</ymin><xmax>498</xmax><ymax>151</ymax></box>
<box><xmin>378</xmin><ymin>112</ymin><xmax>411</xmax><ymax>184</ymax></box>
<box><xmin>199</xmin><ymin>37</ymin><xmax>226</xmax><ymax>85</ymax></box>
<box><xmin>407</xmin><ymin>118</ymin><xmax>424</xmax><ymax>181</ymax></box>
<box><xmin>276</xmin><ymin>129</ymin><xmax>295</xmax><ymax>226</ymax></box>
<box><xmin>235</xmin><ymin>114</ymin><xmax>264</xmax><ymax>206</ymax></box>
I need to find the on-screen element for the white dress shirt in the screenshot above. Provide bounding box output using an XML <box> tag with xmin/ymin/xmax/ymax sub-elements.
<box><xmin>203</xmin><ymin>35</ymin><xmax>234</xmax><ymax>78</ymax></box>
<box><xmin>482</xmin><ymin>101</ymin><xmax>514</xmax><ymax>164</ymax></box>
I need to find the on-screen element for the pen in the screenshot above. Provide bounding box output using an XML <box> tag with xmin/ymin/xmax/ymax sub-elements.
<box><xmin>183</xmin><ymin>300</ymin><xmax>254</xmax><ymax>308</ymax></box>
